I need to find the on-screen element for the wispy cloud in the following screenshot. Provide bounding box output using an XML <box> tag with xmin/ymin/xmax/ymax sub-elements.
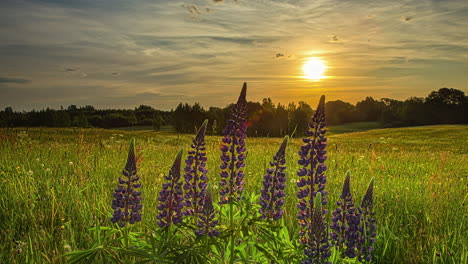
<box><xmin>0</xmin><ymin>77</ymin><xmax>31</xmax><ymax>84</ymax></box>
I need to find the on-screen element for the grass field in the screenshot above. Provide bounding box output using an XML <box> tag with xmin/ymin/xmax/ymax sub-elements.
<box><xmin>0</xmin><ymin>125</ymin><xmax>467</xmax><ymax>263</ymax></box>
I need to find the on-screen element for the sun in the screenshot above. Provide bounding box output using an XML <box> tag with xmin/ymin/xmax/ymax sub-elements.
<box><xmin>303</xmin><ymin>58</ymin><xmax>327</xmax><ymax>80</ymax></box>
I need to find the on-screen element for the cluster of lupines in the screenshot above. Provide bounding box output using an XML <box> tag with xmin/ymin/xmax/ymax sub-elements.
<box><xmin>184</xmin><ymin>120</ymin><xmax>209</xmax><ymax>215</ymax></box>
<box><xmin>195</xmin><ymin>188</ymin><xmax>219</xmax><ymax>237</ymax></box>
<box><xmin>106</xmin><ymin>86</ymin><xmax>377</xmax><ymax>262</ymax></box>
<box><xmin>156</xmin><ymin>150</ymin><xmax>184</xmax><ymax>227</ymax></box>
<box><xmin>302</xmin><ymin>192</ymin><xmax>331</xmax><ymax>264</ymax></box>
<box><xmin>259</xmin><ymin>136</ymin><xmax>288</xmax><ymax>220</ymax></box>
<box><xmin>297</xmin><ymin>95</ymin><xmax>328</xmax><ymax>245</ymax></box>
<box><xmin>110</xmin><ymin>138</ymin><xmax>142</xmax><ymax>227</ymax></box>
<box><xmin>219</xmin><ymin>83</ymin><xmax>248</xmax><ymax>204</ymax></box>
<box><xmin>357</xmin><ymin>178</ymin><xmax>376</xmax><ymax>262</ymax></box>
<box><xmin>330</xmin><ymin>171</ymin><xmax>360</xmax><ymax>258</ymax></box>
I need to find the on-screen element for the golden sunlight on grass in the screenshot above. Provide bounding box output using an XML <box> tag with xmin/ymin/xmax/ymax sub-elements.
<box><xmin>302</xmin><ymin>57</ymin><xmax>327</xmax><ymax>81</ymax></box>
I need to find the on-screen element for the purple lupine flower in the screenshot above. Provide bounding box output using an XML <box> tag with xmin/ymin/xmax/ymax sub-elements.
<box><xmin>219</xmin><ymin>83</ymin><xmax>248</xmax><ymax>204</ymax></box>
<box><xmin>301</xmin><ymin>192</ymin><xmax>331</xmax><ymax>264</ymax></box>
<box><xmin>156</xmin><ymin>149</ymin><xmax>184</xmax><ymax>227</ymax></box>
<box><xmin>195</xmin><ymin>188</ymin><xmax>219</xmax><ymax>237</ymax></box>
<box><xmin>330</xmin><ymin>171</ymin><xmax>360</xmax><ymax>258</ymax></box>
<box><xmin>110</xmin><ymin>138</ymin><xmax>142</xmax><ymax>227</ymax></box>
<box><xmin>357</xmin><ymin>178</ymin><xmax>376</xmax><ymax>262</ymax></box>
<box><xmin>297</xmin><ymin>95</ymin><xmax>328</xmax><ymax>243</ymax></box>
<box><xmin>183</xmin><ymin>120</ymin><xmax>209</xmax><ymax>215</ymax></box>
<box><xmin>259</xmin><ymin>136</ymin><xmax>289</xmax><ymax>221</ymax></box>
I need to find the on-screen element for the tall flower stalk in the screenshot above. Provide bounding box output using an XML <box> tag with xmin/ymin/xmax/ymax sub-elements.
<box><xmin>110</xmin><ymin>138</ymin><xmax>142</xmax><ymax>227</ymax></box>
<box><xmin>297</xmin><ymin>95</ymin><xmax>328</xmax><ymax>244</ymax></box>
<box><xmin>357</xmin><ymin>178</ymin><xmax>376</xmax><ymax>262</ymax></box>
<box><xmin>157</xmin><ymin>149</ymin><xmax>184</xmax><ymax>227</ymax></box>
<box><xmin>259</xmin><ymin>136</ymin><xmax>288</xmax><ymax>221</ymax></box>
<box><xmin>219</xmin><ymin>83</ymin><xmax>248</xmax><ymax>204</ymax></box>
<box><xmin>302</xmin><ymin>192</ymin><xmax>331</xmax><ymax>264</ymax></box>
<box><xmin>218</xmin><ymin>83</ymin><xmax>247</xmax><ymax>264</ymax></box>
<box><xmin>195</xmin><ymin>187</ymin><xmax>219</xmax><ymax>237</ymax></box>
<box><xmin>330</xmin><ymin>171</ymin><xmax>360</xmax><ymax>258</ymax></box>
<box><xmin>184</xmin><ymin>120</ymin><xmax>209</xmax><ymax>216</ymax></box>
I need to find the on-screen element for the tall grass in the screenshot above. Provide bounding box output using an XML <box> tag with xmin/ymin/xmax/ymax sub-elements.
<box><xmin>0</xmin><ymin>125</ymin><xmax>467</xmax><ymax>263</ymax></box>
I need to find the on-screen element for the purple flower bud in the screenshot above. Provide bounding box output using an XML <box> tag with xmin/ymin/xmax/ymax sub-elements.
<box><xmin>259</xmin><ymin>136</ymin><xmax>288</xmax><ymax>221</ymax></box>
<box><xmin>156</xmin><ymin>150</ymin><xmax>185</xmax><ymax>227</ymax></box>
<box><xmin>219</xmin><ymin>83</ymin><xmax>248</xmax><ymax>204</ymax></box>
<box><xmin>195</xmin><ymin>188</ymin><xmax>219</xmax><ymax>237</ymax></box>
<box><xmin>183</xmin><ymin>120</ymin><xmax>209</xmax><ymax>215</ymax></box>
<box><xmin>110</xmin><ymin>138</ymin><xmax>142</xmax><ymax>227</ymax></box>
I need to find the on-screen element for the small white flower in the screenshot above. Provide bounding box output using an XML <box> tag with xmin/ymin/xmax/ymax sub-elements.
<box><xmin>46</xmin><ymin>168</ymin><xmax>51</xmax><ymax>172</ymax></box>
<box><xmin>27</xmin><ymin>170</ymin><xmax>33</xmax><ymax>175</ymax></box>
<box><xmin>212</xmin><ymin>185</ymin><xmax>219</xmax><ymax>190</ymax></box>
<box><xmin>69</xmin><ymin>161</ymin><xmax>74</xmax><ymax>165</ymax></box>
<box><xmin>119</xmin><ymin>134</ymin><xmax>124</xmax><ymax>137</ymax></box>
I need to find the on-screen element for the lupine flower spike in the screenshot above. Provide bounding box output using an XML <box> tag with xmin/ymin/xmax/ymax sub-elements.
<box><xmin>110</xmin><ymin>138</ymin><xmax>142</xmax><ymax>227</ymax></box>
<box><xmin>195</xmin><ymin>186</ymin><xmax>219</xmax><ymax>237</ymax></box>
<box><xmin>302</xmin><ymin>192</ymin><xmax>331</xmax><ymax>264</ymax></box>
<box><xmin>184</xmin><ymin>120</ymin><xmax>209</xmax><ymax>215</ymax></box>
<box><xmin>259</xmin><ymin>136</ymin><xmax>289</xmax><ymax>220</ymax></box>
<box><xmin>357</xmin><ymin>178</ymin><xmax>376</xmax><ymax>262</ymax></box>
<box><xmin>297</xmin><ymin>95</ymin><xmax>328</xmax><ymax>243</ymax></box>
<box><xmin>330</xmin><ymin>171</ymin><xmax>360</xmax><ymax>258</ymax></box>
<box><xmin>219</xmin><ymin>83</ymin><xmax>248</xmax><ymax>204</ymax></box>
<box><xmin>157</xmin><ymin>149</ymin><xmax>184</xmax><ymax>227</ymax></box>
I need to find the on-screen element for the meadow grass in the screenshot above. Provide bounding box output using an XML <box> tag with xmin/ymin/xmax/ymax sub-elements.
<box><xmin>0</xmin><ymin>125</ymin><xmax>466</xmax><ymax>263</ymax></box>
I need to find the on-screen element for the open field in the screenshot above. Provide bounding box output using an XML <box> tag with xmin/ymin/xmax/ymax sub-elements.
<box><xmin>0</xmin><ymin>125</ymin><xmax>467</xmax><ymax>263</ymax></box>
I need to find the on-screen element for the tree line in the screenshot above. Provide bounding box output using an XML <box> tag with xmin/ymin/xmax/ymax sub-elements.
<box><xmin>0</xmin><ymin>87</ymin><xmax>466</xmax><ymax>137</ymax></box>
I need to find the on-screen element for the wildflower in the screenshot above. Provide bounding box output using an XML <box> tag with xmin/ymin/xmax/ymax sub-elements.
<box><xmin>259</xmin><ymin>136</ymin><xmax>289</xmax><ymax>220</ymax></box>
<box><xmin>157</xmin><ymin>149</ymin><xmax>184</xmax><ymax>227</ymax></box>
<box><xmin>69</xmin><ymin>162</ymin><xmax>74</xmax><ymax>166</ymax></box>
<box><xmin>301</xmin><ymin>192</ymin><xmax>331</xmax><ymax>264</ymax></box>
<box><xmin>219</xmin><ymin>83</ymin><xmax>248</xmax><ymax>204</ymax></box>
<box><xmin>297</xmin><ymin>95</ymin><xmax>328</xmax><ymax>244</ymax></box>
<box><xmin>357</xmin><ymin>178</ymin><xmax>376</xmax><ymax>262</ymax></box>
<box><xmin>330</xmin><ymin>171</ymin><xmax>360</xmax><ymax>258</ymax></box>
<box><xmin>184</xmin><ymin>120</ymin><xmax>209</xmax><ymax>215</ymax></box>
<box><xmin>195</xmin><ymin>187</ymin><xmax>219</xmax><ymax>237</ymax></box>
<box><xmin>110</xmin><ymin>138</ymin><xmax>142</xmax><ymax>227</ymax></box>
<box><xmin>27</xmin><ymin>170</ymin><xmax>33</xmax><ymax>176</ymax></box>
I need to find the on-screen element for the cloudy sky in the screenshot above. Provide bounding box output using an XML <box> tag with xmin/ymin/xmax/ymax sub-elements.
<box><xmin>1</xmin><ymin>0</ymin><xmax>467</xmax><ymax>110</ymax></box>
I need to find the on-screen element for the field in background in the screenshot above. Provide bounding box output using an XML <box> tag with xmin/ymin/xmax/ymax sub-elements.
<box><xmin>0</xmin><ymin>125</ymin><xmax>467</xmax><ymax>263</ymax></box>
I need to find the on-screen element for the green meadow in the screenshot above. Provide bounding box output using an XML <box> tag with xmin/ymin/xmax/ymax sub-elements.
<box><xmin>1</xmin><ymin>124</ymin><xmax>467</xmax><ymax>263</ymax></box>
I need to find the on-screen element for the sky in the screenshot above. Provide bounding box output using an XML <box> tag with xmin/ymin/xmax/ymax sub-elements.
<box><xmin>1</xmin><ymin>0</ymin><xmax>467</xmax><ymax>111</ymax></box>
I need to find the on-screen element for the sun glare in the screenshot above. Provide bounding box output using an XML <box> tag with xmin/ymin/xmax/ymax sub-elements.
<box><xmin>303</xmin><ymin>58</ymin><xmax>327</xmax><ymax>80</ymax></box>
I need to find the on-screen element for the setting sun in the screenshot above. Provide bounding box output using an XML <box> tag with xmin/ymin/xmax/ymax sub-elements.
<box><xmin>303</xmin><ymin>58</ymin><xmax>327</xmax><ymax>80</ymax></box>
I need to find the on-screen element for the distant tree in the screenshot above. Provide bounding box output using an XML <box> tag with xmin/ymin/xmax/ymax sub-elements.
<box><xmin>73</xmin><ymin>113</ymin><xmax>88</xmax><ymax>127</ymax></box>
<box><xmin>276</xmin><ymin>103</ymin><xmax>289</xmax><ymax>136</ymax></box>
<box><xmin>356</xmin><ymin>97</ymin><xmax>384</xmax><ymax>122</ymax></box>
<box><xmin>290</xmin><ymin>101</ymin><xmax>313</xmax><ymax>136</ymax></box>
<box><xmin>67</xmin><ymin>105</ymin><xmax>78</xmax><ymax>112</ymax></box>
<box><xmin>56</xmin><ymin>111</ymin><xmax>71</xmax><ymax>127</ymax></box>
<box><xmin>380</xmin><ymin>98</ymin><xmax>404</xmax><ymax>126</ymax></box>
<box><xmin>152</xmin><ymin>113</ymin><xmax>164</xmax><ymax>130</ymax></box>
<box><xmin>425</xmin><ymin>88</ymin><xmax>467</xmax><ymax>124</ymax></box>
<box><xmin>325</xmin><ymin>100</ymin><xmax>358</xmax><ymax>124</ymax></box>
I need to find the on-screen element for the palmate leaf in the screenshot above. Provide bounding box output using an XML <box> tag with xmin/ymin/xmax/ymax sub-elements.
<box><xmin>64</xmin><ymin>246</ymin><xmax>120</xmax><ymax>264</ymax></box>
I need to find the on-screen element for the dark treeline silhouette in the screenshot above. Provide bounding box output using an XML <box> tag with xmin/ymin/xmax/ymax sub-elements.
<box><xmin>0</xmin><ymin>88</ymin><xmax>466</xmax><ymax>136</ymax></box>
